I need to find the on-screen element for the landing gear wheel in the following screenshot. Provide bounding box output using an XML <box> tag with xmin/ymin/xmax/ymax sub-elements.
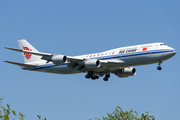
<box><xmin>157</xmin><ymin>66</ymin><xmax>162</xmax><ymax>70</ymax></box>
<box><xmin>85</xmin><ymin>71</ymin><xmax>93</xmax><ymax>79</ymax></box>
<box><xmin>94</xmin><ymin>75</ymin><xmax>99</xmax><ymax>79</ymax></box>
<box><xmin>103</xmin><ymin>78</ymin><xmax>108</xmax><ymax>81</ymax></box>
<box><xmin>105</xmin><ymin>74</ymin><xmax>110</xmax><ymax>78</ymax></box>
<box><xmin>85</xmin><ymin>75</ymin><xmax>90</xmax><ymax>79</ymax></box>
<box><xmin>103</xmin><ymin>74</ymin><xmax>110</xmax><ymax>81</ymax></box>
<box><xmin>91</xmin><ymin>76</ymin><xmax>96</xmax><ymax>80</ymax></box>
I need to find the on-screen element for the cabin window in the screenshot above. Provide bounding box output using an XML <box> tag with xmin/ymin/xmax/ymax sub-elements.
<box><xmin>160</xmin><ymin>44</ymin><xmax>166</xmax><ymax>46</ymax></box>
<box><xmin>119</xmin><ymin>50</ymin><xmax>125</xmax><ymax>54</ymax></box>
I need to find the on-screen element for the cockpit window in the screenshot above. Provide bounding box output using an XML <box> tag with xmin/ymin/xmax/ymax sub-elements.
<box><xmin>160</xmin><ymin>44</ymin><xmax>166</xmax><ymax>46</ymax></box>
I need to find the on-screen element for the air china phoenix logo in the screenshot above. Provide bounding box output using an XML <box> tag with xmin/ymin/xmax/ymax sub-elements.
<box><xmin>23</xmin><ymin>47</ymin><xmax>32</xmax><ymax>59</ymax></box>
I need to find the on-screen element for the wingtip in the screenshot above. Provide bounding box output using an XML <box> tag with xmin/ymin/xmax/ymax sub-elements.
<box><xmin>3</xmin><ymin>61</ymin><xmax>11</xmax><ymax>64</ymax></box>
<box><xmin>4</xmin><ymin>47</ymin><xmax>13</xmax><ymax>50</ymax></box>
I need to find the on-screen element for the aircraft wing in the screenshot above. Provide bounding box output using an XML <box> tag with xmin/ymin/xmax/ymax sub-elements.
<box><xmin>67</xmin><ymin>59</ymin><xmax>125</xmax><ymax>72</ymax></box>
<box><xmin>5</xmin><ymin>47</ymin><xmax>124</xmax><ymax>72</ymax></box>
<box><xmin>5</xmin><ymin>47</ymin><xmax>84</xmax><ymax>61</ymax></box>
<box><xmin>5</xmin><ymin>47</ymin><xmax>85</xmax><ymax>62</ymax></box>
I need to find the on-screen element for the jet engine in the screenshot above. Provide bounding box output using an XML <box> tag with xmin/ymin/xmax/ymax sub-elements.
<box><xmin>115</xmin><ymin>67</ymin><xmax>136</xmax><ymax>78</ymax></box>
<box><xmin>85</xmin><ymin>59</ymin><xmax>101</xmax><ymax>69</ymax></box>
<box><xmin>51</xmin><ymin>55</ymin><xmax>67</xmax><ymax>65</ymax></box>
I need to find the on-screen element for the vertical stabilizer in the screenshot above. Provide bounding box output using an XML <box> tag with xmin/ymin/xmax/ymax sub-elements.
<box><xmin>18</xmin><ymin>39</ymin><xmax>42</xmax><ymax>63</ymax></box>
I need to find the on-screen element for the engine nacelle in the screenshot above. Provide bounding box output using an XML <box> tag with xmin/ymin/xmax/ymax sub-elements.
<box><xmin>85</xmin><ymin>59</ymin><xmax>101</xmax><ymax>69</ymax></box>
<box><xmin>116</xmin><ymin>67</ymin><xmax>136</xmax><ymax>78</ymax></box>
<box><xmin>51</xmin><ymin>55</ymin><xmax>67</xmax><ymax>65</ymax></box>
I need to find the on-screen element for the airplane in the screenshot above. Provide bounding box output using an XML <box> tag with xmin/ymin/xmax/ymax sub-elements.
<box><xmin>4</xmin><ymin>39</ymin><xmax>177</xmax><ymax>81</ymax></box>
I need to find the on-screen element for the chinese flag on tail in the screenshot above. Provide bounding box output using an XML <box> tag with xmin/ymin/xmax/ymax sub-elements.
<box><xmin>142</xmin><ymin>47</ymin><xmax>147</xmax><ymax>51</ymax></box>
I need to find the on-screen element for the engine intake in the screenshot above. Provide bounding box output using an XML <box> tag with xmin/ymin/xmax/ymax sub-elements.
<box><xmin>116</xmin><ymin>67</ymin><xmax>136</xmax><ymax>78</ymax></box>
<box><xmin>51</xmin><ymin>55</ymin><xmax>67</xmax><ymax>65</ymax></box>
<box><xmin>85</xmin><ymin>59</ymin><xmax>101</xmax><ymax>69</ymax></box>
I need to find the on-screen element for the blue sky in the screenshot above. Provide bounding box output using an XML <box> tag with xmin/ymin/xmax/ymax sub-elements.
<box><xmin>0</xmin><ymin>0</ymin><xmax>180</xmax><ymax>120</ymax></box>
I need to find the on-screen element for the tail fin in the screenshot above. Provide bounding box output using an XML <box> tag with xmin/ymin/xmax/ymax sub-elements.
<box><xmin>18</xmin><ymin>39</ymin><xmax>42</xmax><ymax>63</ymax></box>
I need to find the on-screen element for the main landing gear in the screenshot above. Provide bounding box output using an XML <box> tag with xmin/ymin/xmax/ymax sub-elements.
<box><xmin>103</xmin><ymin>74</ymin><xmax>110</xmax><ymax>81</ymax></box>
<box><xmin>157</xmin><ymin>61</ymin><xmax>162</xmax><ymax>70</ymax></box>
<box><xmin>85</xmin><ymin>72</ymin><xmax>110</xmax><ymax>81</ymax></box>
<box><xmin>85</xmin><ymin>71</ymin><xmax>99</xmax><ymax>80</ymax></box>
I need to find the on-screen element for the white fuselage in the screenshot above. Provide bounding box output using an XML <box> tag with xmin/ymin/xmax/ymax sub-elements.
<box><xmin>25</xmin><ymin>42</ymin><xmax>176</xmax><ymax>74</ymax></box>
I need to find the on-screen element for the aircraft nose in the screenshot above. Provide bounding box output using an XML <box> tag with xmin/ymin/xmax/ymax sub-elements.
<box><xmin>173</xmin><ymin>50</ymin><xmax>177</xmax><ymax>55</ymax></box>
<box><xmin>163</xmin><ymin>48</ymin><xmax>177</xmax><ymax>59</ymax></box>
<box><xmin>171</xmin><ymin>49</ymin><xmax>177</xmax><ymax>56</ymax></box>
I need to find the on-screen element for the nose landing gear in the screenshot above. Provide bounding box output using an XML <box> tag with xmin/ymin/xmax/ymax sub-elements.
<box><xmin>157</xmin><ymin>61</ymin><xmax>162</xmax><ymax>70</ymax></box>
<box><xmin>157</xmin><ymin>66</ymin><xmax>162</xmax><ymax>70</ymax></box>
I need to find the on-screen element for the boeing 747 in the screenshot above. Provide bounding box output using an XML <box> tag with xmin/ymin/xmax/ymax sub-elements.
<box><xmin>4</xmin><ymin>39</ymin><xmax>177</xmax><ymax>81</ymax></box>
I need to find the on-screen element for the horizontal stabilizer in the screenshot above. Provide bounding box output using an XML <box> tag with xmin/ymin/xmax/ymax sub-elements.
<box><xmin>4</xmin><ymin>61</ymin><xmax>37</xmax><ymax>67</ymax></box>
<box><xmin>5</xmin><ymin>47</ymin><xmax>51</xmax><ymax>56</ymax></box>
